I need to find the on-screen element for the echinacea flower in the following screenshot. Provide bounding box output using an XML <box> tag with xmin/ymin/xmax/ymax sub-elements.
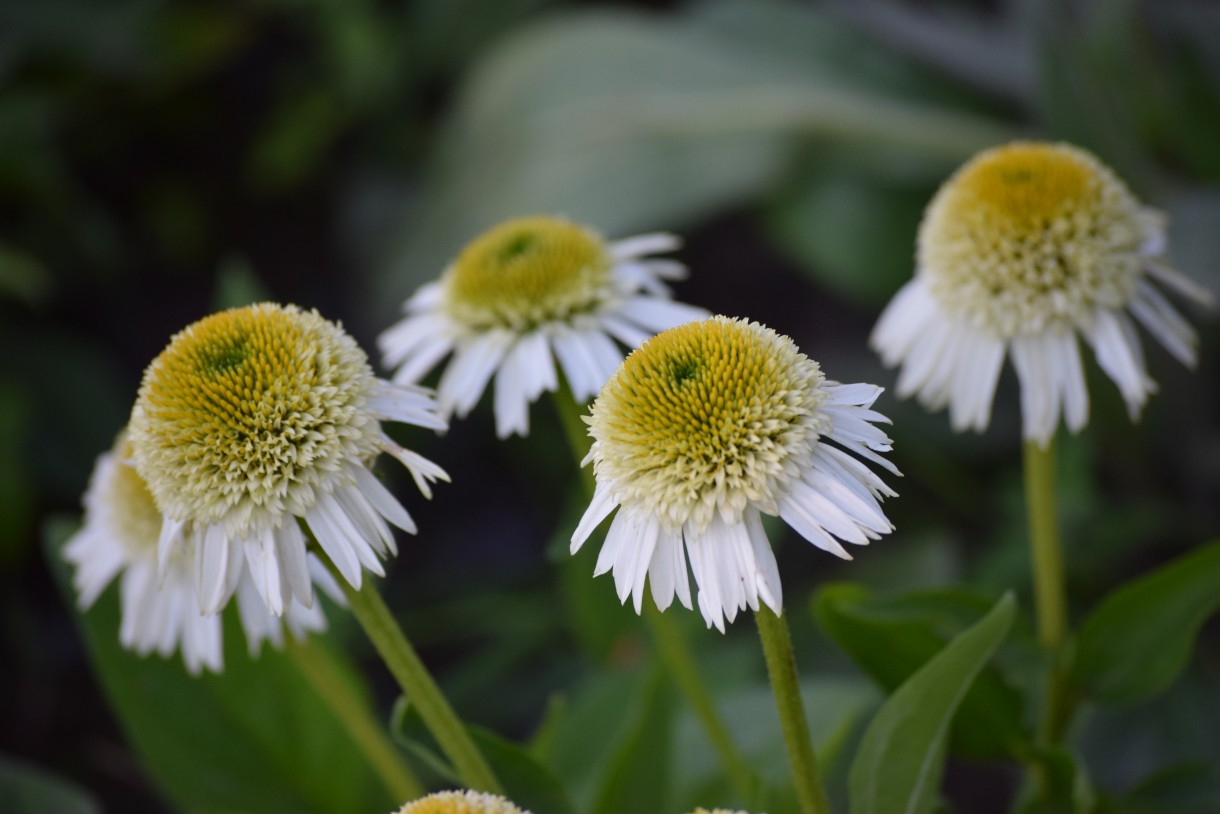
<box><xmin>379</xmin><ymin>215</ymin><xmax>707</xmax><ymax>438</ymax></box>
<box><xmin>393</xmin><ymin>790</ymin><xmax>530</xmax><ymax>814</ymax></box>
<box><xmin>571</xmin><ymin>316</ymin><xmax>898</xmax><ymax>632</ymax></box>
<box><xmin>687</xmin><ymin>809</ymin><xmax>754</xmax><ymax>814</ymax></box>
<box><xmin>63</xmin><ymin>432</ymin><xmax>336</xmax><ymax>674</ymax></box>
<box><xmin>129</xmin><ymin>303</ymin><xmax>448</xmax><ymax>617</ymax></box>
<box><xmin>871</xmin><ymin>141</ymin><xmax>1212</xmax><ymax>445</ymax></box>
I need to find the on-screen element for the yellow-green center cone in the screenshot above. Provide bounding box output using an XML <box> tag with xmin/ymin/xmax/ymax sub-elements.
<box><xmin>394</xmin><ymin>790</ymin><xmax>529</xmax><ymax>814</ymax></box>
<box><xmin>444</xmin><ymin>215</ymin><xmax>612</xmax><ymax>331</ymax></box>
<box><xmin>105</xmin><ymin>436</ymin><xmax>163</xmax><ymax>554</ymax></box>
<box><xmin>129</xmin><ymin>303</ymin><xmax>380</xmax><ymax>530</ymax></box>
<box><xmin>588</xmin><ymin>316</ymin><xmax>828</xmax><ymax>530</ymax></box>
<box><xmin>919</xmin><ymin>141</ymin><xmax>1151</xmax><ymax>336</ymax></box>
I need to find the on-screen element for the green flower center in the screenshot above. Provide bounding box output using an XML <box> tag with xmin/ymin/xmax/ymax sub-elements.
<box><xmin>130</xmin><ymin>303</ymin><xmax>379</xmax><ymax>529</ymax></box>
<box><xmin>444</xmin><ymin>216</ymin><xmax>612</xmax><ymax>331</ymax></box>
<box><xmin>587</xmin><ymin>316</ymin><xmax>828</xmax><ymax>530</ymax></box>
<box><xmin>920</xmin><ymin>142</ymin><xmax>1150</xmax><ymax>336</ymax></box>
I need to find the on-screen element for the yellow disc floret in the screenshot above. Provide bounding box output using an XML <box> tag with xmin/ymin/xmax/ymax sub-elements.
<box><xmin>129</xmin><ymin>303</ymin><xmax>380</xmax><ymax>532</ymax></box>
<box><xmin>394</xmin><ymin>790</ymin><xmax>529</xmax><ymax>814</ymax></box>
<box><xmin>588</xmin><ymin>316</ymin><xmax>828</xmax><ymax>531</ymax></box>
<box><xmin>920</xmin><ymin>142</ymin><xmax>1155</xmax><ymax>337</ymax></box>
<box><xmin>102</xmin><ymin>435</ymin><xmax>163</xmax><ymax>556</ymax></box>
<box><xmin>444</xmin><ymin>216</ymin><xmax>611</xmax><ymax>331</ymax></box>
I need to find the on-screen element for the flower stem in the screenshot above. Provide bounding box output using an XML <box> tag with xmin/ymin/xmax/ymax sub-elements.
<box><xmin>1022</xmin><ymin>439</ymin><xmax>1067</xmax><ymax>651</ymax></box>
<box><xmin>338</xmin><ymin>576</ymin><xmax>503</xmax><ymax>794</ymax></box>
<box><xmin>551</xmin><ymin>387</ymin><xmax>756</xmax><ymax>800</ymax></box>
<box><xmin>286</xmin><ymin>637</ymin><xmax>425</xmax><ymax>802</ymax></box>
<box><xmin>755</xmin><ymin>606</ymin><xmax>831</xmax><ymax>814</ymax></box>
<box><xmin>1022</xmin><ymin>439</ymin><xmax>1072</xmax><ymax>744</ymax></box>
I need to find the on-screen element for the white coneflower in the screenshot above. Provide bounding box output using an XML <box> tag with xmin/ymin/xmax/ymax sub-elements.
<box><xmin>393</xmin><ymin>790</ymin><xmax>531</xmax><ymax>814</ymax></box>
<box><xmin>571</xmin><ymin>316</ymin><xmax>899</xmax><ymax>632</ymax></box>
<box><xmin>63</xmin><ymin>433</ymin><xmax>335</xmax><ymax>673</ymax></box>
<box><xmin>129</xmin><ymin>303</ymin><xmax>448</xmax><ymax>617</ymax></box>
<box><xmin>871</xmin><ymin>141</ymin><xmax>1212</xmax><ymax>445</ymax></box>
<box><xmin>378</xmin><ymin>215</ymin><xmax>707</xmax><ymax>438</ymax></box>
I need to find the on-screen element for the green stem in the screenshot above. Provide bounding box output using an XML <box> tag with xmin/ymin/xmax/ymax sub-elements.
<box><xmin>1022</xmin><ymin>439</ymin><xmax>1071</xmax><ymax>746</ymax></box>
<box><xmin>551</xmin><ymin>388</ymin><xmax>756</xmax><ymax>800</ymax></box>
<box><xmin>338</xmin><ymin>576</ymin><xmax>503</xmax><ymax>794</ymax></box>
<box><xmin>1023</xmin><ymin>439</ymin><xmax>1067</xmax><ymax>651</ymax></box>
<box><xmin>755</xmin><ymin>606</ymin><xmax>831</xmax><ymax>814</ymax></box>
<box><xmin>286</xmin><ymin>637</ymin><xmax>425</xmax><ymax>802</ymax></box>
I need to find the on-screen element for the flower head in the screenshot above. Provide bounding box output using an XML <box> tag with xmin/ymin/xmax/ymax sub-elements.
<box><xmin>379</xmin><ymin>215</ymin><xmax>707</xmax><ymax>438</ymax></box>
<box><xmin>393</xmin><ymin>790</ymin><xmax>530</xmax><ymax>814</ymax></box>
<box><xmin>129</xmin><ymin>303</ymin><xmax>448</xmax><ymax>616</ymax></box>
<box><xmin>63</xmin><ymin>431</ymin><xmax>336</xmax><ymax>674</ymax></box>
<box><xmin>871</xmin><ymin>141</ymin><xmax>1212</xmax><ymax>445</ymax></box>
<box><xmin>572</xmin><ymin>316</ymin><xmax>898</xmax><ymax>631</ymax></box>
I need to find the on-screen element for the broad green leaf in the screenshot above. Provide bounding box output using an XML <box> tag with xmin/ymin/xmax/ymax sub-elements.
<box><xmin>589</xmin><ymin>666</ymin><xmax>672</xmax><ymax>814</ymax></box>
<box><xmin>1114</xmin><ymin>761</ymin><xmax>1220</xmax><ymax>814</ymax></box>
<box><xmin>1070</xmin><ymin>540</ymin><xmax>1220</xmax><ymax>705</ymax></box>
<box><xmin>1013</xmin><ymin>746</ymin><xmax>1096</xmax><ymax>814</ymax></box>
<box><xmin>848</xmin><ymin>592</ymin><xmax>1016</xmax><ymax>814</ymax></box>
<box><xmin>0</xmin><ymin>756</ymin><xmax>100</xmax><ymax>814</ymax></box>
<box><xmin>670</xmin><ymin>675</ymin><xmax>875</xmax><ymax>814</ymax></box>
<box><xmin>763</xmin><ymin>170</ymin><xmax>930</xmax><ymax>307</ymax></box>
<box><xmin>814</xmin><ymin>584</ymin><xmax>1026</xmax><ymax>759</ymax></box>
<box><xmin>390</xmin><ymin>699</ymin><xmax>576</xmax><ymax>814</ymax></box>
<box><xmin>371</xmin><ymin>2</ymin><xmax>1011</xmax><ymax>322</ymax></box>
<box><xmin>45</xmin><ymin>519</ymin><xmax>386</xmax><ymax>814</ymax></box>
<box><xmin>544</xmin><ymin>666</ymin><xmax>650</xmax><ymax>808</ymax></box>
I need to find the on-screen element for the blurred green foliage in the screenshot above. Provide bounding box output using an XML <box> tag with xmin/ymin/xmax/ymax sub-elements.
<box><xmin>2</xmin><ymin>0</ymin><xmax>1218</xmax><ymax>812</ymax></box>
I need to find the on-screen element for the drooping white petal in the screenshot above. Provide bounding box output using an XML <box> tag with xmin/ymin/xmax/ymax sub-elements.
<box><xmin>572</xmin><ymin>481</ymin><xmax>620</xmax><ymax>551</ymax></box>
<box><xmin>610</xmin><ymin>232</ymin><xmax>681</xmax><ymax>260</ymax></box>
<box><xmin>437</xmin><ymin>330</ymin><xmax>512</xmax><ymax>418</ymax></box>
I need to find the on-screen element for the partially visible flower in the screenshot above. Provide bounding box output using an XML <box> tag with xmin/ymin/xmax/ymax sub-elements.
<box><xmin>129</xmin><ymin>303</ymin><xmax>448</xmax><ymax>617</ymax></box>
<box><xmin>379</xmin><ymin>215</ymin><xmax>707</xmax><ymax>438</ymax></box>
<box><xmin>871</xmin><ymin>141</ymin><xmax>1212</xmax><ymax>445</ymax></box>
<box><xmin>572</xmin><ymin>316</ymin><xmax>898</xmax><ymax>632</ymax></box>
<box><xmin>63</xmin><ymin>432</ymin><xmax>335</xmax><ymax>674</ymax></box>
<box><xmin>687</xmin><ymin>808</ymin><xmax>755</xmax><ymax>814</ymax></box>
<box><xmin>393</xmin><ymin>790</ymin><xmax>530</xmax><ymax>814</ymax></box>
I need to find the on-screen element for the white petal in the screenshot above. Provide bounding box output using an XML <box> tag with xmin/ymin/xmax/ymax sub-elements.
<box><xmin>353</xmin><ymin>466</ymin><xmax>417</xmax><ymax>534</ymax></box>
<box><xmin>572</xmin><ymin>481</ymin><xmax>619</xmax><ymax>551</ymax></box>
<box><xmin>275</xmin><ymin>521</ymin><xmax>314</xmax><ymax>608</ymax></box>
<box><xmin>437</xmin><ymin>331</ymin><xmax>511</xmax><ymax>418</ymax></box>
<box><xmin>1084</xmin><ymin>307</ymin><xmax>1156</xmax><ymax>419</ymax></box>
<box><xmin>195</xmin><ymin>524</ymin><xmax>241</xmax><ymax>614</ymax></box>
<box><xmin>243</xmin><ymin>529</ymin><xmax>285</xmax><ymax>616</ymax></box>
<box><xmin>610</xmin><ymin>232</ymin><xmax>681</xmax><ymax>260</ymax></box>
<box><xmin>870</xmin><ymin>279</ymin><xmax>940</xmax><ymax>367</ymax></box>
<box><xmin>1127</xmin><ymin>280</ymin><xmax>1199</xmax><ymax>367</ymax></box>
<box><xmin>745</xmin><ymin>510</ymin><xmax>782</xmax><ymax>613</ymax></box>
<box><xmin>616</xmin><ymin>297</ymin><xmax>707</xmax><ymax>334</ymax></box>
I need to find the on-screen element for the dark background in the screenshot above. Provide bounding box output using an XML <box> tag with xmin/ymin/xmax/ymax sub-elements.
<box><xmin>2</xmin><ymin>0</ymin><xmax>1219</xmax><ymax>811</ymax></box>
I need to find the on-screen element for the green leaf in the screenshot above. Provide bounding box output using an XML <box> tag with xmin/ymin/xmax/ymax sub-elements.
<box><xmin>1013</xmin><ymin>746</ymin><xmax>1096</xmax><ymax>814</ymax></box>
<box><xmin>1071</xmin><ymin>541</ymin><xmax>1220</xmax><ymax>705</ymax></box>
<box><xmin>762</xmin><ymin>170</ymin><xmax>930</xmax><ymax>307</ymax></box>
<box><xmin>370</xmin><ymin>2</ymin><xmax>1011</xmax><ymax>323</ymax></box>
<box><xmin>473</xmin><ymin>728</ymin><xmax>575</xmax><ymax>814</ymax></box>
<box><xmin>589</xmin><ymin>665</ymin><xmax>672</xmax><ymax>814</ymax></box>
<box><xmin>0</xmin><ymin>756</ymin><xmax>100</xmax><ymax>814</ymax></box>
<box><xmin>1114</xmin><ymin>761</ymin><xmax>1220</xmax><ymax>814</ymax></box>
<box><xmin>848</xmin><ymin>592</ymin><xmax>1016</xmax><ymax>814</ymax></box>
<box><xmin>813</xmin><ymin>584</ymin><xmax>1026</xmax><ymax>759</ymax></box>
<box><xmin>44</xmin><ymin>518</ymin><xmax>387</xmax><ymax>814</ymax></box>
<box><xmin>391</xmin><ymin>698</ymin><xmax>576</xmax><ymax>814</ymax></box>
